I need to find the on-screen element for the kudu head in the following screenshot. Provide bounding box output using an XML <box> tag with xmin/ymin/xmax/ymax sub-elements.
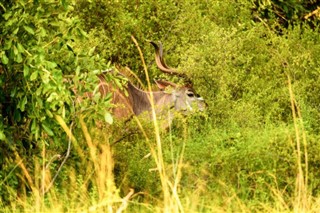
<box><xmin>93</xmin><ymin>41</ymin><xmax>206</xmax><ymax>121</ymax></box>
<box><xmin>150</xmin><ymin>41</ymin><xmax>206</xmax><ymax>113</ymax></box>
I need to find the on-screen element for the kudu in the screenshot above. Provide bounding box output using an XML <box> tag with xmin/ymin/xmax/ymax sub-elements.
<box><xmin>97</xmin><ymin>41</ymin><xmax>206</xmax><ymax>121</ymax></box>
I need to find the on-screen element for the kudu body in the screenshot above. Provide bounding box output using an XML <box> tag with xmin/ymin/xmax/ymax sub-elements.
<box><xmin>98</xmin><ymin>42</ymin><xmax>206</xmax><ymax>120</ymax></box>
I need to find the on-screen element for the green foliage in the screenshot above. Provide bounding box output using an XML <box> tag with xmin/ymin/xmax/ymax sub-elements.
<box><xmin>179</xmin><ymin>23</ymin><xmax>320</xmax><ymax>129</ymax></box>
<box><xmin>0</xmin><ymin>0</ymin><xmax>115</xmax><ymax>202</ymax></box>
<box><xmin>252</xmin><ymin>0</ymin><xmax>320</xmax><ymax>28</ymax></box>
<box><xmin>75</xmin><ymin>0</ymin><xmax>182</xmax><ymax>81</ymax></box>
<box><xmin>114</xmin><ymin>139</ymin><xmax>160</xmax><ymax>197</ymax></box>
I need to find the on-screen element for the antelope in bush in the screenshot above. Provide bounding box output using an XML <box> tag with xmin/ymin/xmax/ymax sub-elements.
<box><xmin>97</xmin><ymin>41</ymin><xmax>206</xmax><ymax>121</ymax></box>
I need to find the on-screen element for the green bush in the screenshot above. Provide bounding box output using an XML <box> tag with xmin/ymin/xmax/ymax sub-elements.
<box><xmin>73</xmin><ymin>0</ymin><xmax>320</xmax><ymax>209</ymax></box>
<box><xmin>0</xmin><ymin>0</ymin><xmax>115</xmax><ymax>202</ymax></box>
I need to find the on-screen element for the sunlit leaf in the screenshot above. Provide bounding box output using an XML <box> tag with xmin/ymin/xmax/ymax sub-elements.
<box><xmin>46</xmin><ymin>61</ymin><xmax>57</xmax><ymax>69</ymax></box>
<box><xmin>104</xmin><ymin>112</ymin><xmax>113</xmax><ymax>124</ymax></box>
<box><xmin>114</xmin><ymin>79</ymin><xmax>122</xmax><ymax>88</ymax></box>
<box><xmin>46</xmin><ymin>109</ymin><xmax>53</xmax><ymax>118</ymax></box>
<box><xmin>1</xmin><ymin>52</ymin><xmax>9</xmax><ymax>64</ymax></box>
<box><xmin>75</xmin><ymin>66</ymin><xmax>81</xmax><ymax>75</ymax></box>
<box><xmin>35</xmin><ymin>125</ymin><xmax>39</xmax><ymax>140</ymax></box>
<box><xmin>23</xmin><ymin>25</ymin><xmax>35</xmax><ymax>35</ymax></box>
<box><xmin>13</xmin><ymin>27</ymin><xmax>19</xmax><ymax>34</ymax></box>
<box><xmin>88</xmin><ymin>46</ymin><xmax>96</xmax><ymax>56</ymax></box>
<box><xmin>31</xmin><ymin>119</ymin><xmax>36</xmax><ymax>132</ymax></box>
<box><xmin>61</xmin><ymin>0</ymin><xmax>68</xmax><ymax>9</ymax></box>
<box><xmin>19</xmin><ymin>96</ymin><xmax>28</xmax><ymax>112</ymax></box>
<box><xmin>0</xmin><ymin>130</ymin><xmax>6</xmax><ymax>141</ymax></box>
<box><xmin>77</xmin><ymin>27</ymin><xmax>88</xmax><ymax>38</ymax></box>
<box><xmin>13</xmin><ymin>44</ymin><xmax>18</xmax><ymax>55</ymax></box>
<box><xmin>30</xmin><ymin>71</ymin><xmax>38</xmax><ymax>81</ymax></box>
<box><xmin>17</xmin><ymin>42</ymin><xmax>24</xmax><ymax>53</ymax></box>
<box><xmin>23</xmin><ymin>64</ymin><xmax>30</xmax><ymax>77</ymax></box>
<box><xmin>15</xmin><ymin>52</ymin><xmax>23</xmax><ymax>63</ymax></box>
<box><xmin>4</xmin><ymin>39</ymin><xmax>12</xmax><ymax>50</ymax></box>
<box><xmin>42</xmin><ymin>123</ymin><xmax>54</xmax><ymax>136</ymax></box>
<box><xmin>41</xmin><ymin>72</ymin><xmax>50</xmax><ymax>83</ymax></box>
<box><xmin>3</xmin><ymin>11</ymin><xmax>12</xmax><ymax>20</ymax></box>
<box><xmin>39</xmin><ymin>27</ymin><xmax>47</xmax><ymax>37</ymax></box>
<box><xmin>47</xmin><ymin>92</ymin><xmax>58</xmax><ymax>102</ymax></box>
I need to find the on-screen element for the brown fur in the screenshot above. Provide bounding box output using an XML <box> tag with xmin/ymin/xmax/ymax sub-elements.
<box><xmin>97</xmin><ymin>73</ymin><xmax>205</xmax><ymax>121</ymax></box>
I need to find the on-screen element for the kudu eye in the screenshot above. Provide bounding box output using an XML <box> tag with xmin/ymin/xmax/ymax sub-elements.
<box><xmin>186</xmin><ymin>91</ymin><xmax>195</xmax><ymax>97</ymax></box>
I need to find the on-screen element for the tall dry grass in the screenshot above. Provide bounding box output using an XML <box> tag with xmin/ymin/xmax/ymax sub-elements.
<box><xmin>9</xmin><ymin>114</ymin><xmax>134</xmax><ymax>213</ymax></box>
<box><xmin>287</xmin><ymin>74</ymin><xmax>310</xmax><ymax>212</ymax></box>
<box><xmin>132</xmin><ymin>36</ymin><xmax>185</xmax><ymax>212</ymax></box>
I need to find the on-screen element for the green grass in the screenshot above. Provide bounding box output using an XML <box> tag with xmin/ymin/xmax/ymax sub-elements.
<box><xmin>2</xmin><ymin>118</ymin><xmax>319</xmax><ymax>212</ymax></box>
<box><xmin>1</xmin><ymin>70</ymin><xmax>320</xmax><ymax>213</ymax></box>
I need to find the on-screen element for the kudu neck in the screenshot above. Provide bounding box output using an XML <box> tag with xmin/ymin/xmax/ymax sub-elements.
<box><xmin>127</xmin><ymin>82</ymin><xmax>174</xmax><ymax>116</ymax></box>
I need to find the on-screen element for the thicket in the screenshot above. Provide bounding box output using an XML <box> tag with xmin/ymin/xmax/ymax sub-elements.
<box><xmin>0</xmin><ymin>0</ymin><xmax>117</xmax><ymax>203</ymax></box>
<box><xmin>1</xmin><ymin>0</ymin><xmax>320</xmax><ymax>211</ymax></box>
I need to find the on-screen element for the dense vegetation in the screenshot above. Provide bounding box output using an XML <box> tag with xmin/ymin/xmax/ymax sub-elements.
<box><xmin>1</xmin><ymin>0</ymin><xmax>320</xmax><ymax>212</ymax></box>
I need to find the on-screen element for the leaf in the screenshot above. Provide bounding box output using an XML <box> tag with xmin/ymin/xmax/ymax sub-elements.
<box><xmin>39</xmin><ymin>27</ymin><xmax>47</xmax><ymax>37</ymax></box>
<box><xmin>42</xmin><ymin>123</ymin><xmax>54</xmax><ymax>136</ymax></box>
<box><xmin>30</xmin><ymin>71</ymin><xmax>38</xmax><ymax>81</ymax></box>
<box><xmin>41</xmin><ymin>72</ymin><xmax>50</xmax><ymax>84</ymax></box>
<box><xmin>124</xmin><ymin>89</ymin><xmax>129</xmax><ymax>97</ymax></box>
<box><xmin>15</xmin><ymin>52</ymin><xmax>23</xmax><ymax>63</ymax></box>
<box><xmin>104</xmin><ymin>112</ymin><xmax>113</xmax><ymax>124</ymax></box>
<box><xmin>17</xmin><ymin>42</ymin><xmax>25</xmax><ymax>53</ymax></box>
<box><xmin>47</xmin><ymin>92</ymin><xmax>58</xmax><ymax>102</ymax></box>
<box><xmin>114</xmin><ymin>78</ymin><xmax>122</xmax><ymax>88</ymax></box>
<box><xmin>31</xmin><ymin>119</ymin><xmax>37</xmax><ymax>132</ymax></box>
<box><xmin>14</xmin><ymin>109</ymin><xmax>21</xmax><ymax>122</ymax></box>
<box><xmin>46</xmin><ymin>61</ymin><xmax>57</xmax><ymax>69</ymax></box>
<box><xmin>0</xmin><ymin>3</ymin><xmax>4</xmax><ymax>11</ymax></box>
<box><xmin>19</xmin><ymin>96</ymin><xmax>28</xmax><ymax>112</ymax></box>
<box><xmin>4</xmin><ymin>39</ymin><xmax>12</xmax><ymax>50</ymax></box>
<box><xmin>61</xmin><ymin>0</ymin><xmax>68</xmax><ymax>9</ymax></box>
<box><xmin>75</xmin><ymin>66</ymin><xmax>80</xmax><ymax>75</ymax></box>
<box><xmin>3</xmin><ymin>11</ymin><xmax>12</xmax><ymax>20</ymax></box>
<box><xmin>23</xmin><ymin>25</ymin><xmax>35</xmax><ymax>35</ymax></box>
<box><xmin>88</xmin><ymin>46</ymin><xmax>96</xmax><ymax>56</ymax></box>
<box><xmin>77</xmin><ymin>27</ymin><xmax>88</xmax><ymax>38</ymax></box>
<box><xmin>1</xmin><ymin>52</ymin><xmax>9</xmax><ymax>64</ymax></box>
<box><xmin>46</xmin><ymin>109</ymin><xmax>53</xmax><ymax>118</ymax></box>
<box><xmin>13</xmin><ymin>27</ymin><xmax>19</xmax><ymax>35</ymax></box>
<box><xmin>0</xmin><ymin>130</ymin><xmax>6</xmax><ymax>141</ymax></box>
<box><xmin>35</xmin><ymin>125</ymin><xmax>39</xmax><ymax>140</ymax></box>
<box><xmin>23</xmin><ymin>64</ymin><xmax>30</xmax><ymax>77</ymax></box>
<box><xmin>13</xmin><ymin>44</ymin><xmax>18</xmax><ymax>55</ymax></box>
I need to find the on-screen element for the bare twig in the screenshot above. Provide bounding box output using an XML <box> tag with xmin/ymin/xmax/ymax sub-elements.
<box><xmin>44</xmin><ymin>122</ymin><xmax>73</xmax><ymax>194</ymax></box>
<box><xmin>116</xmin><ymin>189</ymin><xmax>134</xmax><ymax>213</ymax></box>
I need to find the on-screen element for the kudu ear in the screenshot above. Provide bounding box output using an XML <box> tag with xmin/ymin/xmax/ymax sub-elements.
<box><xmin>154</xmin><ymin>79</ymin><xmax>177</xmax><ymax>90</ymax></box>
<box><xmin>184</xmin><ymin>82</ymin><xmax>193</xmax><ymax>88</ymax></box>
